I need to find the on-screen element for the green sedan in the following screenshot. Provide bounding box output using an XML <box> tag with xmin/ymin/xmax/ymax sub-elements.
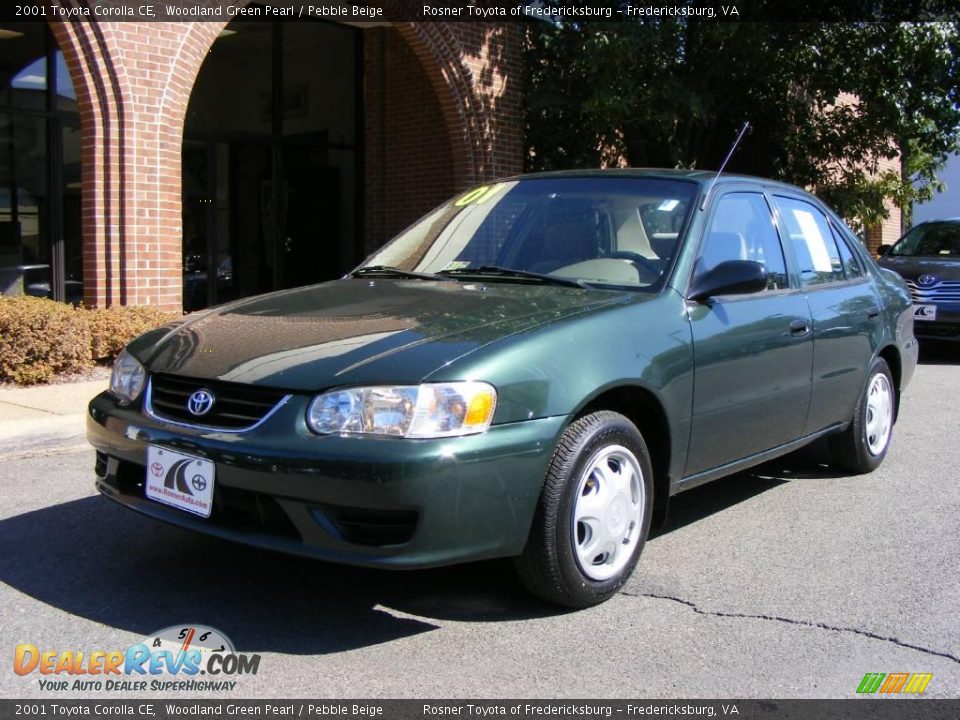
<box><xmin>88</xmin><ymin>170</ymin><xmax>918</xmax><ymax>608</ymax></box>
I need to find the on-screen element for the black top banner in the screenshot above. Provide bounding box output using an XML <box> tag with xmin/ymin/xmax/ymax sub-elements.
<box><xmin>5</xmin><ymin>0</ymin><xmax>960</xmax><ymax>23</ymax></box>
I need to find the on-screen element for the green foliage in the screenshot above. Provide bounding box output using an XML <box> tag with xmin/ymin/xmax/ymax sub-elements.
<box><xmin>525</xmin><ymin>19</ymin><xmax>960</xmax><ymax>230</ymax></box>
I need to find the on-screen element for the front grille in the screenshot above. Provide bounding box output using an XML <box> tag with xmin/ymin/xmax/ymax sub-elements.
<box><xmin>147</xmin><ymin>374</ymin><xmax>288</xmax><ymax>430</ymax></box>
<box><xmin>907</xmin><ymin>279</ymin><xmax>960</xmax><ymax>303</ymax></box>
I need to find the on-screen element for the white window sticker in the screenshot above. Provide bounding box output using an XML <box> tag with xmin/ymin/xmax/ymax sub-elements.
<box><xmin>792</xmin><ymin>208</ymin><xmax>833</xmax><ymax>273</ymax></box>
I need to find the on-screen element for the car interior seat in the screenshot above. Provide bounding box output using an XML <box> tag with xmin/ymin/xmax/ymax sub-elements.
<box><xmin>699</xmin><ymin>231</ymin><xmax>747</xmax><ymax>273</ymax></box>
<box><xmin>530</xmin><ymin>215</ymin><xmax>598</xmax><ymax>273</ymax></box>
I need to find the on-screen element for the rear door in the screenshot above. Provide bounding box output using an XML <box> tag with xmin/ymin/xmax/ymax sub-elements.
<box><xmin>685</xmin><ymin>190</ymin><xmax>814</xmax><ymax>477</ymax></box>
<box><xmin>772</xmin><ymin>195</ymin><xmax>878</xmax><ymax>434</ymax></box>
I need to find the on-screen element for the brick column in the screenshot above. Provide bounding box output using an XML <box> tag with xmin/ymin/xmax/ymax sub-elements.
<box><xmin>52</xmin><ymin>19</ymin><xmax>223</xmax><ymax>310</ymax></box>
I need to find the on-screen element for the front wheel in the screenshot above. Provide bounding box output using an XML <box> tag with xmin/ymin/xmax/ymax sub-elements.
<box><xmin>514</xmin><ymin>411</ymin><xmax>654</xmax><ymax>608</ymax></box>
<box><xmin>830</xmin><ymin>357</ymin><xmax>896</xmax><ymax>474</ymax></box>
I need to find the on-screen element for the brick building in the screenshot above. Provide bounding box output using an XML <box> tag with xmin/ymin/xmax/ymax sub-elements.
<box><xmin>0</xmin><ymin>16</ymin><xmax>903</xmax><ymax>313</ymax></box>
<box><xmin>0</xmin><ymin>17</ymin><xmax>523</xmax><ymax>311</ymax></box>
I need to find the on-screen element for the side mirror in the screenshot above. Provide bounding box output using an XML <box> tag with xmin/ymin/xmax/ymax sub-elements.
<box><xmin>877</xmin><ymin>244</ymin><xmax>893</xmax><ymax>257</ymax></box>
<box><xmin>688</xmin><ymin>260</ymin><xmax>767</xmax><ymax>302</ymax></box>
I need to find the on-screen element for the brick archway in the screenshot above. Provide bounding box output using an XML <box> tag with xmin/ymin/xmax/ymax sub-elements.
<box><xmin>51</xmin><ymin>16</ymin><xmax>516</xmax><ymax>309</ymax></box>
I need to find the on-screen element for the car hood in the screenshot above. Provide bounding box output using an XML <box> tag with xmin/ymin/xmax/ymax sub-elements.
<box><xmin>878</xmin><ymin>255</ymin><xmax>960</xmax><ymax>282</ymax></box>
<box><xmin>138</xmin><ymin>279</ymin><xmax>630</xmax><ymax>391</ymax></box>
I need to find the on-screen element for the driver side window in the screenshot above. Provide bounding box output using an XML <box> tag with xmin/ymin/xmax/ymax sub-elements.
<box><xmin>698</xmin><ymin>192</ymin><xmax>789</xmax><ymax>291</ymax></box>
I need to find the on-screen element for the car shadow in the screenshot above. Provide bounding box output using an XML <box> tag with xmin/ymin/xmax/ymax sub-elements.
<box><xmin>650</xmin><ymin>439</ymin><xmax>849</xmax><ymax>538</ymax></box>
<box><xmin>918</xmin><ymin>341</ymin><xmax>958</xmax><ymax>365</ymax></box>
<box><xmin>0</xmin><ymin>495</ymin><xmax>554</xmax><ymax>655</ymax></box>
<box><xmin>0</xmin><ymin>441</ymin><xmax>853</xmax><ymax>654</ymax></box>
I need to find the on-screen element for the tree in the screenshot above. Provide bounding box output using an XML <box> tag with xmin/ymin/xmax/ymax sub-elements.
<box><xmin>524</xmin><ymin>19</ymin><xmax>960</xmax><ymax>230</ymax></box>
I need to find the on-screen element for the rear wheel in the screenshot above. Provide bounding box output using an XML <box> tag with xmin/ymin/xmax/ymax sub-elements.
<box><xmin>514</xmin><ymin>411</ymin><xmax>654</xmax><ymax>608</ymax></box>
<box><xmin>830</xmin><ymin>357</ymin><xmax>896</xmax><ymax>474</ymax></box>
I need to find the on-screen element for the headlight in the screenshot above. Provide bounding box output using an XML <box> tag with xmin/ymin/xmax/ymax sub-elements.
<box><xmin>109</xmin><ymin>349</ymin><xmax>147</xmax><ymax>405</ymax></box>
<box><xmin>306</xmin><ymin>382</ymin><xmax>497</xmax><ymax>438</ymax></box>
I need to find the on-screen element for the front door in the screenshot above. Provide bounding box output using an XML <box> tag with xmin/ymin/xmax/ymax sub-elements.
<box><xmin>685</xmin><ymin>190</ymin><xmax>814</xmax><ymax>477</ymax></box>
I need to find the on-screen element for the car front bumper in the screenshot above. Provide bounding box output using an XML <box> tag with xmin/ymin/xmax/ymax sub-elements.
<box><xmin>912</xmin><ymin>302</ymin><xmax>960</xmax><ymax>341</ymax></box>
<box><xmin>87</xmin><ymin>391</ymin><xmax>567</xmax><ymax>569</ymax></box>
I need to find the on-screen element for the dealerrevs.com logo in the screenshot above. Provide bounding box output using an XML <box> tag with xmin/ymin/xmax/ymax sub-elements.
<box><xmin>13</xmin><ymin>625</ymin><xmax>260</xmax><ymax>692</ymax></box>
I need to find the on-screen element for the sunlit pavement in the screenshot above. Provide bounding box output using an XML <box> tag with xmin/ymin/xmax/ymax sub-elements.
<box><xmin>1</xmin><ymin>346</ymin><xmax>957</xmax><ymax>699</ymax></box>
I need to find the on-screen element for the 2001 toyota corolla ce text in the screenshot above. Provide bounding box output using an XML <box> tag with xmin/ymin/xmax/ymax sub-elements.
<box><xmin>88</xmin><ymin>170</ymin><xmax>918</xmax><ymax>607</ymax></box>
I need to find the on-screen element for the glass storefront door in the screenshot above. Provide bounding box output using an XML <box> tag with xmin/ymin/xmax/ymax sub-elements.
<box><xmin>182</xmin><ymin>19</ymin><xmax>360</xmax><ymax>311</ymax></box>
<box><xmin>0</xmin><ymin>23</ymin><xmax>80</xmax><ymax>303</ymax></box>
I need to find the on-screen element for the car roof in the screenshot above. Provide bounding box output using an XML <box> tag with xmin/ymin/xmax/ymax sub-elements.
<box><xmin>505</xmin><ymin>168</ymin><xmax>808</xmax><ymax>193</ymax></box>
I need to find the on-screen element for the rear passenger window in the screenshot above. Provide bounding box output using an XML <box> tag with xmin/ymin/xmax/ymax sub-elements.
<box><xmin>698</xmin><ymin>192</ymin><xmax>788</xmax><ymax>291</ymax></box>
<box><xmin>833</xmin><ymin>228</ymin><xmax>864</xmax><ymax>279</ymax></box>
<box><xmin>774</xmin><ymin>197</ymin><xmax>845</xmax><ymax>286</ymax></box>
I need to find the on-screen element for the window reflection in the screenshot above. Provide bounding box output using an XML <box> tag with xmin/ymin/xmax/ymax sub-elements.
<box><xmin>0</xmin><ymin>23</ymin><xmax>80</xmax><ymax>303</ymax></box>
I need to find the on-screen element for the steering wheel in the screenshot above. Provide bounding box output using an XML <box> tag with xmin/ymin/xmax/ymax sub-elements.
<box><xmin>607</xmin><ymin>251</ymin><xmax>662</xmax><ymax>281</ymax></box>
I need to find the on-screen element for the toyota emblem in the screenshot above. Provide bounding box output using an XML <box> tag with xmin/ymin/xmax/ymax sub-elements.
<box><xmin>187</xmin><ymin>389</ymin><xmax>215</xmax><ymax>417</ymax></box>
<box><xmin>917</xmin><ymin>274</ymin><xmax>937</xmax><ymax>286</ymax></box>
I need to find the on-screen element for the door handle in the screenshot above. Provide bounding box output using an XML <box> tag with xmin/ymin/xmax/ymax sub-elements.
<box><xmin>789</xmin><ymin>319</ymin><xmax>811</xmax><ymax>337</ymax></box>
<box><xmin>867</xmin><ymin>306</ymin><xmax>881</xmax><ymax>321</ymax></box>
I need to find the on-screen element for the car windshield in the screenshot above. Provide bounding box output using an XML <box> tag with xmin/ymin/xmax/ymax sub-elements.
<box><xmin>891</xmin><ymin>221</ymin><xmax>960</xmax><ymax>257</ymax></box>
<box><xmin>359</xmin><ymin>177</ymin><xmax>697</xmax><ymax>290</ymax></box>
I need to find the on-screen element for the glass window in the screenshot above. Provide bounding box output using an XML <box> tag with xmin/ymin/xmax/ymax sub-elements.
<box><xmin>184</xmin><ymin>20</ymin><xmax>360</xmax><ymax>310</ymax></box>
<box><xmin>697</xmin><ymin>192</ymin><xmax>788</xmax><ymax>291</ymax></box>
<box><xmin>0</xmin><ymin>23</ymin><xmax>46</xmax><ymax>111</ymax></box>
<box><xmin>890</xmin><ymin>221</ymin><xmax>960</xmax><ymax>257</ymax></box>
<box><xmin>186</xmin><ymin>21</ymin><xmax>274</xmax><ymax>134</ymax></box>
<box><xmin>833</xmin><ymin>228</ymin><xmax>863</xmax><ymax>279</ymax></box>
<box><xmin>365</xmin><ymin>177</ymin><xmax>697</xmax><ymax>289</ymax></box>
<box><xmin>774</xmin><ymin>196</ymin><xmax>845</xmax><ymax>286</ymax></box>
<box><xmin>0</xmin><ymin>24</ymin><xmax>80</xmax><ymax>303</ymax></box>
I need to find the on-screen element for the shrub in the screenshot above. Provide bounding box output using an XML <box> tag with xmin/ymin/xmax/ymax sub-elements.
<box><xmin>0</xmin><ymin>296</ymin><xmax>93</xmax><ymax>384</ymax></box>
<box><xmin>87</xmin><ymin>306</ymin><xmax>181</xmax><ymax>363</ymax></box>
<box><xmin>0</xmin><ymin>298</ymin><xmax>182</xmax><ymax>384</ymax></box>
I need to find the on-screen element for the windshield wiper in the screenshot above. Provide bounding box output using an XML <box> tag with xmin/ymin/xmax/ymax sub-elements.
<box><xmin>351</xmin><ymin>265</ymin><xmax>452</xmax><ymax>281</ymax></box>
<box><xmin>438</xmin><ymin>266</ymin><xmax>589</xmax><ymax>288</ymax></box>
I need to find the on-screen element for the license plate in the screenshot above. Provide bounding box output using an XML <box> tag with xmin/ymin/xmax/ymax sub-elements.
<box><xmin>914</xmin><ymin>304</ymin><xmax>937</xmax><ymax>321</ymax></box>
<box><xmin>145</xmin><ymin>446</ymin><xmax>215</xmax><ymax>518</ymax></box>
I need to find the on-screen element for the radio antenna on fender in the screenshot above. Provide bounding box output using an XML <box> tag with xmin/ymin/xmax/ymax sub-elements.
<box><xmin>700</xmin><ymin>121</ymin><xmax>751</xmax><ymax>211</ymax></box>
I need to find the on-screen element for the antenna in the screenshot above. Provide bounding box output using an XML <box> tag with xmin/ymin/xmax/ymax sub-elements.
<box><xmin>700</xmin><ymin>121</ymin><xmax>751</xmax><ymax>211</ymax></box>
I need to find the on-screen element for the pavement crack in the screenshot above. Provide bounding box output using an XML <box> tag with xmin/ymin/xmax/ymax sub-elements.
<box><xmin>623</xmin><ymin>590</ymin><xmax>960</xmax><ymax>666</ymax></box>
<box><xmin>0</xmin><ymin>400</ymin><xmax>61</xmax><ymax>415</ymax></box>
<box><xmin>0</xmin><ymin>442</ymin><xmax>90</xmax><ymax>462</ymax></box>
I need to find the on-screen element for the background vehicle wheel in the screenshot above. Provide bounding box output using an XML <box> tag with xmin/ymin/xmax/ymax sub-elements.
<box><xmin>514</xmin><ymin>411</ymin><xmax>654</xmax><ymax>608</ymax></box>
<box><xmin>829</xmin><ymin>357</ymin><xmax>896</xmax><ymax>474</ymax></box>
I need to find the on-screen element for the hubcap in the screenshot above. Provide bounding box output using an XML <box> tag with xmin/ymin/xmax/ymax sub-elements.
<box><xmin>865</xmin><ymin>372</ymin><xmax>893</xmax><ymax>456</ymax></box>
<box><xmin>571</xmin><ymin>445</ymin><xmax>645</xmax><ymax>581</ymax></box>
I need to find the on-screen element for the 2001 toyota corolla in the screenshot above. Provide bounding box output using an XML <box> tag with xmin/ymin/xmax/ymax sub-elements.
<box><xmin>88</xmin><ymin>170</ymin><xmax>918</xmax><ymax>607</ymax></box>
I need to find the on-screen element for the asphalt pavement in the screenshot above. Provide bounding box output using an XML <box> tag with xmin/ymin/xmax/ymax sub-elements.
<box><xmin>0</xmin><ymin>348</ymin><xmax>957</xmax><ymax>699</ymax></box>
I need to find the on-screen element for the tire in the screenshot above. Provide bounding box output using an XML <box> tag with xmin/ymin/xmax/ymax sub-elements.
<box><xmin>829</xmin><ymin>357</ymin><xmax>896</xmax><ymax>474</ymax></box>
<box><xmin>514</xmin><ymin>411</ymin><xmax>654</xmax><ymax>608</ymax></box>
